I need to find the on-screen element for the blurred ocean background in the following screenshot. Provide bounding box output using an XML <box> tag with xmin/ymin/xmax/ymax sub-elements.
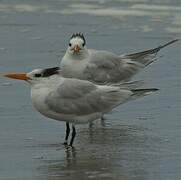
<box><xmin>0</xmin><ymin>0</ymin><xmax>181</xmax><ymax>180</ymax></box>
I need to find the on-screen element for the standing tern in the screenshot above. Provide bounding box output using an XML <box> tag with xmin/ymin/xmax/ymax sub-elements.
<box><xmin>4</xmin><ymin>67</ymin><xmax>158</xmax><ymax>147</ymax></box>
<box><xmin>61</xmin><ymin>33</ymin><xmax>178</xmax><ymax>84</ymax></box>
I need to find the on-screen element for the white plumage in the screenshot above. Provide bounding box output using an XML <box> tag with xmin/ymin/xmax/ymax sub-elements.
<box><xmin>4</xmin><ymin>67</ymin><xmax>158</xmax><ymax>146</ymax></box>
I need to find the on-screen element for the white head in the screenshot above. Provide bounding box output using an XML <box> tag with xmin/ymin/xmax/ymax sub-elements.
<box><xmin>4</xmin><ymin>67</ymin><xmax>61</xmax><ymax>85</ymax></box>
<box><xmin>67</xmin><ymin>33</ymin><xmax>87</xmax><ymax>56</ymax></box>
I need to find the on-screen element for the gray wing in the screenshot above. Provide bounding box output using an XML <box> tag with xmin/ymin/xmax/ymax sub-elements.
<box><xmin>83</xmin><ymin>50</ymin><xmax>144</xmax><ymax>84</ymax></box>
<box><xmin>122</xmin><ymin>39</ymin><xmax>178</xmax><ymax>65</ymax></box>
<box><xmin>45</xmin><ymin>78</ymin><xmax>132</xmax><ymax>115</ymax></box>
<box><xmin>83</xmin><ymin>39</ymin><xmax>178</xmax><ymax>84</ymax></box>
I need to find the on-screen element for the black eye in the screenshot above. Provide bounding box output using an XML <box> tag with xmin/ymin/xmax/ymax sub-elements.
<box><xmin>69</xmin><ymin>43</ymin><xmax>72</xmax><ymax>47</ymax></box>
<box><xmin>82</xmin><ymin>43</ymin><xmax>85</xmax><ymax>47</ymax></box>
<box><xmin>34</xmin><ymin>73</ymin><xmax>41</xmax><ymax>77</ymax></box>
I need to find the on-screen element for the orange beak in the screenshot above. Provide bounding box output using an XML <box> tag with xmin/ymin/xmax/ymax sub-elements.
<box><xmin>72</xmin><ymin>44</ymin><xmax>81</xmax><ymax>53</ymax></box>
<box><xmin>4</xmin><ymin>73</ymin><xmax>29</xmax><ymax>81</ymax></box>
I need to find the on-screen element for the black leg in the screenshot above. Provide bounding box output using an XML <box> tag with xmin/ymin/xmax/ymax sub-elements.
<box><xmin>101</xmin><ymin>115</ymin><xmax>105</xmax><ymax>121</ymax></box>
<box><xmin>89</xmin><ymin>122</ymin><xmax>94</xmax><ymax>128</ymax></box>
<box><xmin>101</xmin><ymin>115</ymin><xmax>106</xmax><ymax>127</ymax></box>
<box><xmin>63</xmin><ymin>122</ymin><xmax>70</xmax><ymax>145</ymax></box>
<box><xmin>69</xmin><ymin>125</ymin><xmax>76</xmax><ymax>147</ymax></box>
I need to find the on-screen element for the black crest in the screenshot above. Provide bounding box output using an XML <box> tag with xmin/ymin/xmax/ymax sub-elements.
<box><xmin>70</xmin><ymin>32</ymin><xmax>86</xmax><ymax>46</ymax></box>
<box><xmin>42</xmin><ymin>67</ymin><xmax>60</xmax><ymax>77</ymax></box>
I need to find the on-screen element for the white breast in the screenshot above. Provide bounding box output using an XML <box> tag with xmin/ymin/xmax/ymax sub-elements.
<box><xmin>31</xmin><ymin>86</ymin><xmax>51</xmax><ymax>116</ymax></box>
<box><xmin>61</xmin><ymin>53</ymin><xmax>88</xmax><ymax>79</ymax></box>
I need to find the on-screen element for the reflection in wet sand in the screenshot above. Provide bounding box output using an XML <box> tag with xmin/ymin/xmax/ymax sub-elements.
<box><xmin>38</xmin><ymin>124</ymin><xmax>160</xmax><ymax>180</ymax></box>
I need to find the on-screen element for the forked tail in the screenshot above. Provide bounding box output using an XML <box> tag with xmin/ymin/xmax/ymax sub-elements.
<box><xmin>131</xmin><ymin>88</ymin><xmax>159</xmax><ymax>100</ymax></box>
<box><xmin>123</xmin><ymin>39</ymin><xmax>179</xmax><ymax>66</ymax></box>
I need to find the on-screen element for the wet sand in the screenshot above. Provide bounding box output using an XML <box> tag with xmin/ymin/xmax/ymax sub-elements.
<box><xmin>0</xmin><ymin>0</ymin><xmax>181</xmax><ymax>180</ymax></box>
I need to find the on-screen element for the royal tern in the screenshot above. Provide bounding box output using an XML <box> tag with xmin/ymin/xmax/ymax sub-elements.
<box><xmin>4</xmin><ymin>67</ymin><xmax>158</xmax><ymax>147</ymax></box>
<box><xmin>61</xmin><ymin>33</ymin><xmax>178</xmax><ymax>84</ymax></box>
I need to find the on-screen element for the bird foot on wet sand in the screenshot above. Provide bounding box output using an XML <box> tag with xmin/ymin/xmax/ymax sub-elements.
<box><xmin>63</xmin><ymin>141</ymin><xmax>75</xmax><ymax>149</ymax></box>
<box><xmin>65</xmin><ymin>144</ymin><xmax>75</xmax><ymax>150</ymax></box>
<box><xmin>63</xmin><ymin>141</ymin><xmax>68</xmax><ymax>146</ymax></box>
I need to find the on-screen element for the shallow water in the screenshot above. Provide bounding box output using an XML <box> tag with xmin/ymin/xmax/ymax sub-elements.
<box><xmin>0</xmin><ymin>0</ymin><xmax>181</xmax><ymax>180</ymax></box>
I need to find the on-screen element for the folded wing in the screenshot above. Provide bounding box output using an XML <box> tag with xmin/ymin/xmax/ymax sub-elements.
<box><xmin>45</xmin><ymin>78</ymin><xmax>132</xmax><ymax>116</ymax></box>
<box><xmin>83</xmin><ymin>39</ymin><xmax>178</xmax><ymax>84</ymax></box>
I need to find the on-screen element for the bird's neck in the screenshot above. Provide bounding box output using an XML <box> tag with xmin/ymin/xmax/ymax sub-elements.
<box><xmin>66</xmin><ymin>48</ymin><xmax>89</xmax><ymax>60</ymax></box>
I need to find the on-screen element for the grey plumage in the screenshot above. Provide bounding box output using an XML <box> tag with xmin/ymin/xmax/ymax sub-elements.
<box><xmin>45</xmin><ymin>78</ymin><xmax>158</xmax><ymax>117</ymax></box>
<box><xmin>123</xmin><ymin>39</ymin><xmax>179</xmax><ymax>66</ymax></box>
<box><xmin>83</xmin><ymin>49</ymin><xmax>145</xmax><ymax>84</ymax></box>
<box><xmin>61</xmin><ymin>37</ymin><xmax>178</xmax><ymax>84</ymax></box>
